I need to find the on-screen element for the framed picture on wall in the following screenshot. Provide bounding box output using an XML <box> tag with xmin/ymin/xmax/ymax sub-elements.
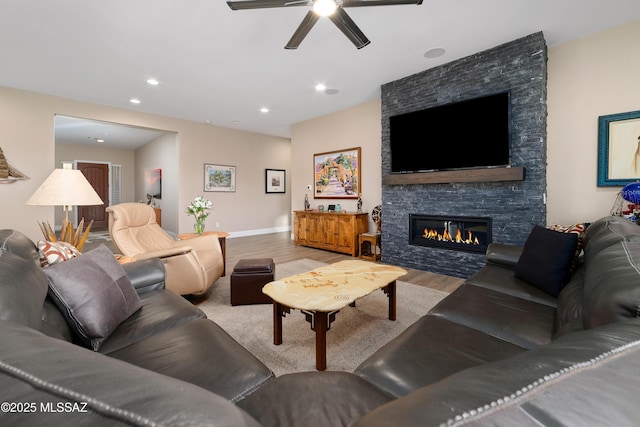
<box><xmin>598</xmin><ymin>109</ymin><xmax>640</xmax><ymax>186</ymax></box>
<box><xmin>204</xmin><ymin>164</ymin><xmax>236</xmax><ymax>192</ymax></box>
<box><xmin>313</xmin><ymin>147</ymin><xmax>361</xmax><ymax>199</ymax></box>
<box><xmin>265</xmin><ymin>168</ymin><xmax>285</xmax><ymax>193</ymax></box>
<box><xmin>145</xmin><ymin>168</ymin><xmax>162</xmax><ymax>199</ymax></box>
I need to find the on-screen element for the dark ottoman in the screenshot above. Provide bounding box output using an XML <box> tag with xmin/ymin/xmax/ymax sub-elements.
<box><xmin>230</xmin><ymin>258</ymin><xmax>275</xmax><ymax>306</ymax></box>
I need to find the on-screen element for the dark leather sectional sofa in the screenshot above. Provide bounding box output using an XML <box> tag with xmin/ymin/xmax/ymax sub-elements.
<box><xmin>2</xmin><ymin>215</ymin><xmax>640</xmax><ymax>426</ymax></box>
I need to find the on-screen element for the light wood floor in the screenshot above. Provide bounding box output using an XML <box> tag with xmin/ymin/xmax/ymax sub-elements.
<box><xmin>225</xmin><ymin>231</ymin><xmax>464</xmax><ymax>293</ymax></box>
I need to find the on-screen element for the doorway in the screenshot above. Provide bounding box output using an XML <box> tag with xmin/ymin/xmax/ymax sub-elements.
<box><xmin>77</xmin><ymin>162</ymin><xmax>110</xmax><ymax>229</ymax></box>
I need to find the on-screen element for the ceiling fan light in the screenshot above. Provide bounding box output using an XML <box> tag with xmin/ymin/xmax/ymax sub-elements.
<box><xmin>313</xmin><ymin>0</ymin><xmax>337</xmax><ymax>16</ymax></box>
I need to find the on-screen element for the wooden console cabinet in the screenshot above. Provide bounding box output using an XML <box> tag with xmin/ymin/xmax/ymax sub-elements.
<box><xmin>294</xmin><ymin>210</ymin><xmax>369</xmax><ymax>256</ymax></box>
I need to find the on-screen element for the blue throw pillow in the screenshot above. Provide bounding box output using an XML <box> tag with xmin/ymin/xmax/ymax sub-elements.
<box><xmin>515</xmin><ymin>225</ymin><xmax>579</xmax><ymax>297</ymax></box>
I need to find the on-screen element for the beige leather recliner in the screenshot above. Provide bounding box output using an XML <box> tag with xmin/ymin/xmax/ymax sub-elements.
<box><xmin>106</xmin><ymin>203</ymin><xmax>224</xmax><ymax>296</ymax></box>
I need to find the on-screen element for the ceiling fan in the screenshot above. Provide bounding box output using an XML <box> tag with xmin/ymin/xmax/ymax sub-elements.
<box><xmin>226</xmin><ymin>0</ymin><xmax>423</xmax><ymax>50</ymax></box>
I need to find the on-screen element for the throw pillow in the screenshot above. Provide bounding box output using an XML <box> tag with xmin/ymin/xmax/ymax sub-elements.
<box><xmin>37</xmin><ymin>240</ymin><xmax>80</xmax><ymax>267</ymax></box>
<box><xmin>44</xmin><ymin>244</ymin><xmax>142</xmax><ymax>351</ymax></box>
<box><xmin>546</xmin><ymin>223</ymin><xmax>588</xmax><ymax>270</ymax></box>
<box><xmin>515</xmin><ymin>225</ymin><xmax>579</xmax><ymax>297</ymax></box>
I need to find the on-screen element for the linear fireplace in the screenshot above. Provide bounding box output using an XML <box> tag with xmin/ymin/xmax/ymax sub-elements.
<box><xmin>409</xmin><ymin>214</ymin><xmax>492</xmax><ymax>253</ymax></box>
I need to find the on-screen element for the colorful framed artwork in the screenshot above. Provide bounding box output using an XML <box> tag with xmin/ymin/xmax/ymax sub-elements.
<box><xmin>313</xmin><ymin>147</ymin><xmax>361</xmax><ymax>199</ymax></box>
<box><xmin>204</xmin><ymin>164</ymin><xmax>236</xmax><ymax>192</ymax></box>
<box><xmin>597</xmin><ymin>109</ymin><xmax>640</xmax><ymax>186</ymax></box>
<box><xmin>145</xmin><ymin>168</ymin><xmax>162</xmax><ymax>199</ymax></box>
<box><xmin>265</xmin><ymin>168</ymin><xmax>286</xmax><ymax>193</ymax></box>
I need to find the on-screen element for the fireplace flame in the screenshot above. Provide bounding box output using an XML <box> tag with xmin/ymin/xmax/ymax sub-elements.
<box><xmin>423</xmin><ymin>227</ymin><xmax>480</xmax><ymax>245</ymax></box>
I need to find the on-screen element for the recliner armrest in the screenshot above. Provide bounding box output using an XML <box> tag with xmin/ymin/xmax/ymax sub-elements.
<box><xmin>122</xmin><ymin>258</ymin><xmax>166</xmax><ymax>293</ymax></box>
<box><xmin>485</xmin><ymin>243</ymin><xmax>523</xmax><ymax>267</ymax></box>
<box><xmin>173</xmin><ymin>233</ymin><xmax>222</xmax><ymax>253</ymax></box>
<box><xmin>133</xmin><ymin>247</ymin><xmax>193</xmax><ymax>260</ymax></box>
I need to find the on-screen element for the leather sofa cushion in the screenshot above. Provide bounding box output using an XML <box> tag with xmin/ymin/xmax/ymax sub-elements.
<box><xmin>44</xmin><ymin>245</ymin><xmax>142</xmax><ymax>351</ymax></box>
<box><xmin>355</xmin><ymin>315</ymin><xmax>526</xmax><ymax>398</ymax></box>
<box><xmin>555</xmin><ymin>264</ymin><xmax>584</xmax><ymax>334</ymax></box>
<box><xmin>107</xmin><ymin>318</ymin><xmax>274</xmax><ymax>403</ymax></box>
<box><xmin>354</xmin><ymin>318</ymin><xmax>640</xmax><ymax>427</ymax></box>
<box><xmin>98</xmin><ymin>288</ymin><xmax>206</xmax><ymax>354</ymax></box>
<box><xmin>238</xmin><ymin>372</ymin><xmax>392</xmax><ymax>427</ymax></box>
<box><xmin>429</xmin><ymin>283</ymin><xmax>556</xmax><ymax>348</ymax></box>
<box><xmin>0</xmin><ymin>251</ymin><xmax>48</xmax><ymax>329</ymax></box>
<box><xmin>0</xmin><ymin>320</ymin><xmax>261</xmax><ymax>427</ymax></box>
<box><xmin>515</xmin><ymin>225</ymin><xmax>578</xmax><ymax>297</ymax></box>
<box><xmin>465</xmin><ymin>262</ymin><xmax>557</xmax><ymax>307</ymax></box>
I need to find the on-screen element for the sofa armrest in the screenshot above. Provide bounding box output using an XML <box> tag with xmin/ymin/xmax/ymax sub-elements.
<box><xmin>122</xmin><ymin>258</ymin><xmax>166</xmax><ymax>293</ymax></box>
<box><xmin>485</xmin><ymin>243</ymin><xmax>523</xmax><ymax>267</ymax></box>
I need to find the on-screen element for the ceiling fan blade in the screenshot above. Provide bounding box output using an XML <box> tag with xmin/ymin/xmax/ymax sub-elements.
<box><xmin>328</xmin><ymin>7</ymin><xmax>370</xmax><ymax>49</ymax></box>
<box><xmin>341</xmin><ymin>0</ymin><xmax>422</xmax><ymax>6</ymax></box>
<box><xmin>285</xmin><ymin>10</ymin><xmax>320</xmax><ymax>49</ymax></box>
<box><xmin>227</xmin><ymin>0</ymin><xmax>308</xmax><ymax>10</ymax></box>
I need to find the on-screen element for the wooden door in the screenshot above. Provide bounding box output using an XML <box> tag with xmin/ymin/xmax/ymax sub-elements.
<box><xmin>77</xmin><ymin>162</ymin><xmax>109</xmax><ymax>228</ymax></box>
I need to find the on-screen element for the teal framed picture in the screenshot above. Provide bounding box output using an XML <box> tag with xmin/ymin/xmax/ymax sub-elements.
<box><xmin>598</xmin><ymin>109</ymin><xmax>640</xmax><ymax>186</ymax></box>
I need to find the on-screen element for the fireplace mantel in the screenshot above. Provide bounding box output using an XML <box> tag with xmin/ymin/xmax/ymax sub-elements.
<box><xmin>382</xmin><ymin>166</ymin><xmax>525</xmax><ymax>186</ymax></box>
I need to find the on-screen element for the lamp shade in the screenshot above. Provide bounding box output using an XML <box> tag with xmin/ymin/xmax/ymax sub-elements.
<box><xmin>622</xmin><ymin>182</ymin><xmax>640</xmax><ymax>205</ymax></box>
<box><xmin>26</xmin><ymin>168</ymin><xmax>103</xmax><ymax>207</ymax></box>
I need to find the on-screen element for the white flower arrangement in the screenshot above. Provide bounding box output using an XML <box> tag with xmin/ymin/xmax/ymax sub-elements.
<box><xmin>186</xmin><ymin>196</ymin><xmax>212</xmax><ymax>234</ymax></box>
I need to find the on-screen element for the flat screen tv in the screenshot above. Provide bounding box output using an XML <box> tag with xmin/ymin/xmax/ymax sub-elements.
<box><xmin>389</xmin><ymin>92</ymin><xmax>511</xmax><ymax>173</ymax></box>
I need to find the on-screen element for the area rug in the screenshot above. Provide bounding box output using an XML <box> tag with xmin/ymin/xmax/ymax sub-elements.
<box><xmin>195</xmin><ymin>259</ymin><xmax>448</xmax><ymax>376</ymax></box>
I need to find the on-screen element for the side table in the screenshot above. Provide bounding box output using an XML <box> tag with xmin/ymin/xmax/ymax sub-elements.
<box><xmin>359</xmin><ymin>233</ymin><xmax>381</xmax><ymax>261</ymax></box>
<box><xmin>177</xmin><ymin>231</ymin><xmax>230</xmax><ymax>276</ymax></box>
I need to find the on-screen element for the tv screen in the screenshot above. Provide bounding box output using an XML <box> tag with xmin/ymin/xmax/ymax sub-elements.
<box><xmin>389</xmin><ymin>92</ymin><xmax>511</xmax><ymax>173</ymax></box>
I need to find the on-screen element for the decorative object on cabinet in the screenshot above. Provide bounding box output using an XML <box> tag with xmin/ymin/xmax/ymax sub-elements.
<box><xmin>371</xmin><ymin>204</ymin><xmax>382</xmax><ymax>234</ymax></box>
<box><xmin>313</xmin><ymin>147</ymin><xmax>360</xmax><ymax>199</ymax></box>
<box><xmin>317</xmin><ymin>205</ymin><xmax>325</xmax><ymax>212</ymax></box>
<box><xmin>327</xmin><ymin>204</ymin><xmax>336</xmax><ymax>212</ymax></box>
<box><xmin>356</xmin><ymin>193</ymin><xmax>363</xmax><ymax>213</ymax></box>
<box><xmin>204</xmin><ymin>164</ymin><xmax>236</xmax><ymax>192</ymax></box>
<box><xmin>293</xmin><ymin>210</ymin><xmax>368</xmax><ymax>256</ymax></box>
<box><xmin>597</xmin><ymin>109</ymin><xmax>640</xmax><ymax>186</ymax></box>
<box><xmin>304</xmin><ymin>194</ymin><xmax>311</xmax><ymax>211</ymax></box>
<box><xmin>0</xmin><ymin>146</ymin><xmax>29</xmax><ymax>184</ymax></box>
<box><xmin>145</xmin><ymin>168</ymin><xmax>162</xmax><ymax>199</ymax></box>
<box><xmin>265</xmin><ymin>168</ymin><xmax>285</xmax><ymax>193</ymax></box>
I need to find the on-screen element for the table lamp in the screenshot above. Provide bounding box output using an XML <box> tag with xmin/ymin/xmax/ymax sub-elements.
<box><xmin>26</xmin><ymin>164</ymin><xmax>103</xmax><ymax>250</ymax></box>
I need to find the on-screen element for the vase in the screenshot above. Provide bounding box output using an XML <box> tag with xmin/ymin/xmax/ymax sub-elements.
<box><xmin>194</xmin><ymin>219</ymin><xmax>205</xmax><ymax>235</ymax></box>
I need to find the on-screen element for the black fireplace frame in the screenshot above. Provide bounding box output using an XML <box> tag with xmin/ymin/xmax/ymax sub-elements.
<box><xmin>409</xmin><ymin>214</ymin><xmax>492</xmax><ymax>254</ymax></box>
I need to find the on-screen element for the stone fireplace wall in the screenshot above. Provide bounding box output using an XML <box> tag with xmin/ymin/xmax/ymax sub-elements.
<box><xmin>381</xmin><ymin>33</ymin><xmax>547</xmax><ymax>278</ymax></box>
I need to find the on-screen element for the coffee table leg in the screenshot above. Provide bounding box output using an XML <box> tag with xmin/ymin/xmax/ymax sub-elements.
<box><xmin>383</xmin><ymin>280</ymin><xmax>397</xmax><ymax>321</ymax></box>
<box><xmin>315</xmin><ymin>311</ymin><xmax>328</xmax><ymax>371</ymax></box>
<box><xmin>273</xmin><ymin>302</ymin><xmax>291</xmax><ymax>345</ymax></box>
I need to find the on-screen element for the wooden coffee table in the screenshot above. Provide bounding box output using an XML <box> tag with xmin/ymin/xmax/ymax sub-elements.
<box><xmin>262</xmin><ymin>260</ymin><xmax>407</xmax><ymax>371</ymax></box>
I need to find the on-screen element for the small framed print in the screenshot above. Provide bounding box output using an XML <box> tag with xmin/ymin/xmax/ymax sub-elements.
<box><xmin>204</xmin><ymin>164</ymin><xmax>236</xmax><ymax>192</ymax></box>
<box><xmin>265</xmin><ymin>169</ymin><xmax>286</xmax><ymax>194</ymax></box>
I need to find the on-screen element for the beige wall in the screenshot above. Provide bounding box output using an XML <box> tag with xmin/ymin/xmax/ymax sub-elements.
<box><xmin>135</xmin><ymin>133</ymin><xmax>179</xmax><ymax>232</ymax></box>
<box><xmin>291</xmin><ymin>100</ymin><xmax>382</xmax><ymax>234</ymax></box>
<box><xmin>547</xmin><ymin>20</ymin><xmax>640</xmax><ymax>224</ymax></box>
<box><xmin>0</xmin><ymin>86</ymin><xmax>291</xmax><ymax>242</ymax></box>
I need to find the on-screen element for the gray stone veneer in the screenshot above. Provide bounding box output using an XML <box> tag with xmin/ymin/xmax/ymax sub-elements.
<box><xmin>381</xmin><ymin>32</ymin><xmax>547</xmax><ymax>278</ymax></box>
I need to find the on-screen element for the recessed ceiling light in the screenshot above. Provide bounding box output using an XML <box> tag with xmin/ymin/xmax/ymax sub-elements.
<box><xmin>96</xmin><ymin>139</ymin><xmax>105</xmax><ymax>143</ymax></box>
<box><xmin>130</xmin><ymin>98</ymin><xmax>141</xmax><ymax>104</ymax></box>
<box><xmin>260</xmin><ymin>107</ymin><xmax>269</xmax><ymax>113</ymax></box>
<box><xmin>315</xmin><ymin>83</ymin><xmax>327</xmax><ymax>92</ymax></box>
<box><xmin>147</xmin><ymin>78</ymin><xmax>159</xmax><ymax>86</ymax></box>
<box><xmin>424</xmin><ymin>47</ymin><xmax>446</xmax><ymax>59</ymax></box>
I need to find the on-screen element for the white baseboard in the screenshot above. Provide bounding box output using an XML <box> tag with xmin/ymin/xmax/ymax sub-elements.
<box><xmin>225</xmin><ymin>225</ymin><xmax>291</xmax><ymax>239</ymax></box>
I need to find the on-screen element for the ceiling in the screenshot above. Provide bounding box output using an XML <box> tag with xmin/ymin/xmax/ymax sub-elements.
<box><xmin>2</xmin><ymin>1</ymin><xmax>640</xmax><ymax>144</ymax></box>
